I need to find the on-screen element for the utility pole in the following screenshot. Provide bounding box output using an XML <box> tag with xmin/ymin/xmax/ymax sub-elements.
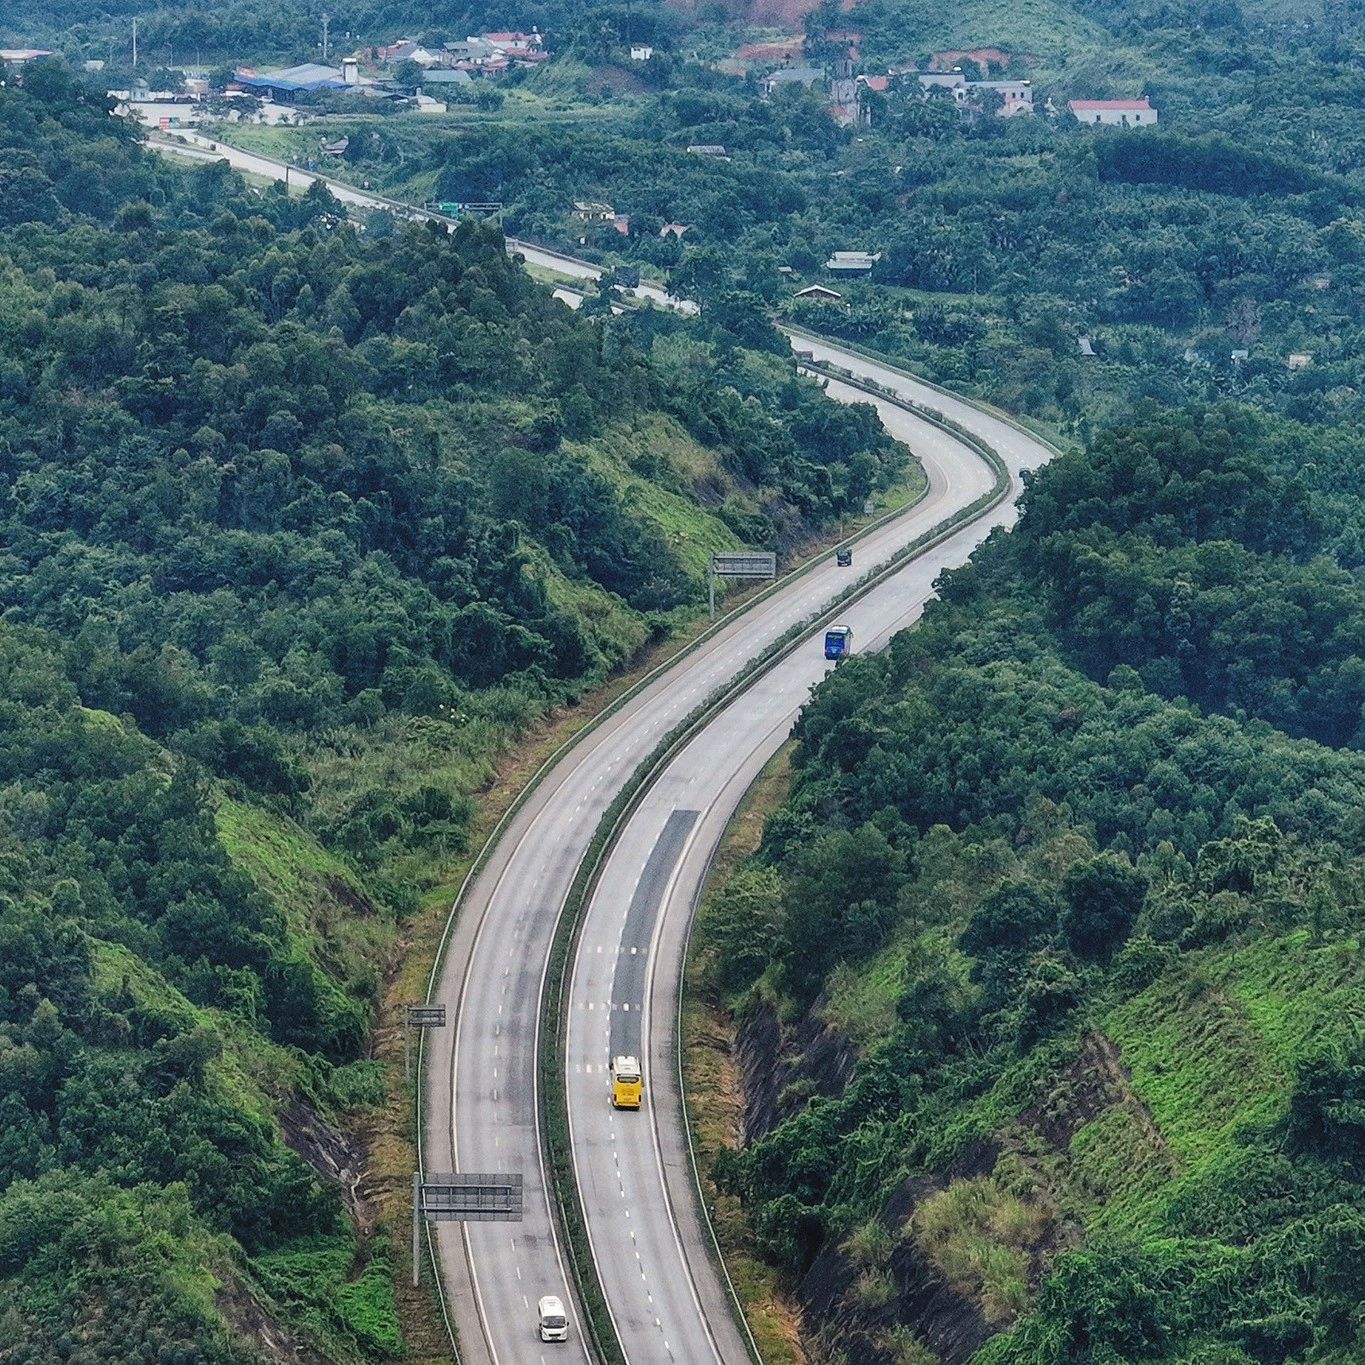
<box><xmin>131</xmin><ymin>16</ymin><xmax>138</xmax><ymax>68</ymax></box>
<box><xmin>321</xmin><ymin>11</ymin><xmax>331</xmax><ymax>60</ymax></box>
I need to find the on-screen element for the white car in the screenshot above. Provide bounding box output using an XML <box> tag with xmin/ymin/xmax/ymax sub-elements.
<box><xmin>538</xmin><ymin>1295</ymin><xmax>569</xmax><ymax>1343</ymax></box>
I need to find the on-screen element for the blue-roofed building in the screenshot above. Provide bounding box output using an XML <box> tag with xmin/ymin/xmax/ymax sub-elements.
<box><xmin>233</xmin><ymin>63</ymin><xmax>349</xmax><ymax>100</ymax></box>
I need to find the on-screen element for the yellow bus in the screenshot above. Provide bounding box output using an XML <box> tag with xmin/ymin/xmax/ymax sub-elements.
<box><xmin>610</xmin><ymin>1055</ymin><xmax>642</xmax><ymax>1109</ymax></box>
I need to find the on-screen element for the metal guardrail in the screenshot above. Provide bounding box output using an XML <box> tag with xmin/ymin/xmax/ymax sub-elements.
<box><xmin>147</xmin><ymin>129</ymin><xmax>1044</xmax><ymax>1360</ymax></box>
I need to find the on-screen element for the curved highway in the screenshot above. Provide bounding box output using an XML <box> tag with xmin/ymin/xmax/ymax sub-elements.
<box><xmin>144</xmin><ymin>129</ymin><xmax>1054</xmax><ymax>1360</ymax></box>
<box><xmin>425</xmin><ymin>368</ymin><xmax>1015</xmax><ymax>1359</ymax></box>
<box><xmin>564</xmin><ymin>369</ymin><xmax>1049</xmax><ymax>1363</ymax></box>
<box><xmin>427</xmin><ymin>361</ymin><xmax>1052</xmax><ymax>1364</ymax></box>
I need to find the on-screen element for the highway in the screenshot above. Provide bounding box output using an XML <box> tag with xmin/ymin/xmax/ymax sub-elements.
<box><xmin>425</xmin><ymin>351</ymin><xmax>1052</xmax><ymax>1363</ymax></box>
<box><xmin>563</xmin><ymin>371</ymin><xmax>1049</xmax><ymax>1363</ymax></box>
<box><xmin>422</xmin><ymin>374</ymin><xmax>1015</xmax><ymax>1363</ymax></box>
<box><xmin>145</xmin><ymin>127</ymin><xmax>1053</xmax><ymax>1359</ymax></box>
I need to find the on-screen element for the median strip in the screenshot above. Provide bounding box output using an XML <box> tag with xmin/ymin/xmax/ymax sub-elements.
<box><xmin>412</xmin><ymin>391</ymin><xmax>941</xmax><ymax>1357</ymax></box>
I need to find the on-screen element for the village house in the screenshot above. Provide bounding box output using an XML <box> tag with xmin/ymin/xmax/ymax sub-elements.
<box><xmin>444</xmin><ymin>39</ymin><xmax>494</xmax><ymax>62</ymax></box>
<box><xmin>972</xmin><ymin>79</ymin><xmax>1033</xmax><ymax>114</ymax></box>
<box><xmin>915</xmin><ymin>70</ymin><xmax>1032</xmax><ymax>115</ymax></box>
<box><xmin>825</xmin><ymin>251</ymin><xmax>880</xmax><ymax>274</ymax></box>
<box><xmin>917</xmin><ymin>70</ymin><xmax>967</xmax><ymax>99</ymax></box>
<box><xmin>572</xmin><ymin>201</ymin><xmax>616</xmax><ymax>222</ymax></box>
<box><xmin>484</xmin><ymin>30</ymin><xmax>541</xmax><ymax>50</ymax></box>
<box><xmin>421</xmin><ymin>68</ymin><xmax>474</xmax><ymax>86</ymax></box>
<box><xmin>794</xmin><ymin>284</ymin><xmax>844</xmax><ymax>301</ymax></box>
<box><xmin>761</xmin><ymin>66</ymin><xmax>825</xmax><ymax>94</ymax></box>
<box><xmin>378</xmin><ymin>40</ymin><xmax>444</xmax><ymax>66</ymax></box>
<box><xmin>1068</xmin><ymin>98</ymin><xmax>1158</xmax><ymax>126</ymax></box>
<box><xmin>630</xmin><ymin>45</ymin><xmax>654</xmax><ymax>61</ymax></box>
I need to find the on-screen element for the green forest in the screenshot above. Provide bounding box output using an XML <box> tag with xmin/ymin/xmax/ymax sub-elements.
<box><xmin>698</xmin><ymin>403</ymin><xmax>1365</xmax><ymax>1362</ymax></box>
<box><xmin>0</xmin><ymin>62</ymin><xmax>908</xmax><ymax>1359</ymax></box>
<box><xmin>11</xmin><ymin>0</ymin><xmax>1365</xmax><ymax>1348</ymax></box>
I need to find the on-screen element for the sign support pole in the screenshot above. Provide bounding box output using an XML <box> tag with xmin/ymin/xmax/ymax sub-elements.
<box><xmin>412</xmin><ymin>1172</ymin><xmax>421</xmax><ymax>1287</ymax></box>
<box><xmin>403</xmin><ymin>1004</ymin><xmax>446</xmax><ymax>1081</ymax></box>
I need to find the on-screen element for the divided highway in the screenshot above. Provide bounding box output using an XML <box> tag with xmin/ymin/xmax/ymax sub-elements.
<box><xmin>144</xmin><ymin>131</ymin><xmax>1052</xmax><ymax>1359</ymax></box>
<box><xmin>422</xmin><ymin>371</ymin><xmax>1022</xmax><ymax>1365</ymax></box>
<box><xmin>563</xmin><ymin>368</ymin><xmax>1050</xmax><ymax>1363</ymax></box>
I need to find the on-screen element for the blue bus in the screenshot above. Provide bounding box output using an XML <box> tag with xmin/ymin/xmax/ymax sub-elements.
<box><xmin>824</xmin><ymin>624</ymin><xmax>853</xmax><ymax>660</ymax></box>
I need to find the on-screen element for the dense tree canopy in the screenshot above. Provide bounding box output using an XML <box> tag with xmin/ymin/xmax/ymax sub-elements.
<box><xmin>0</xmin><ymin>60</ymin><xmax>913</xmax><ymax>1362</ymax></box>
<box><xmin>704</xmin><ymin>403</ymin><xmax>1365</xmax><ymax>1361</ymax></box>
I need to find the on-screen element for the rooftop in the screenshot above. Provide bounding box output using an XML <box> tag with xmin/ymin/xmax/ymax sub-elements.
<box><xmin>1067</xmin><ymin>98</ymin><xmax>1152</xmax><ymax>110</ymax></box>
<box><xmin>764</xmin><ymin>66</ymin><xmax>824</xmax><ymax>84</ymax></box>
<box><xmin>235</xmin><ymin>63</ymin><xmax>348</xmax><ymax>91</ymax></box>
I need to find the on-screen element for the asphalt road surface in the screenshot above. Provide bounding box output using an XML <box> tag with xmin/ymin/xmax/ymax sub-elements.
<box><xmin>426</xmin><ymin>361</ymin><xmax>1050</xmax><ymax>1364</ymax></box>
<box><xmin>148</xmin><ymin>135</ymin><xmax>697</xmax><ymax>312</ymax></box>
<box><xmin>146</xmin><ymin>126</ymin><xmax>1052</xmax><ymax>1358</ymax></box>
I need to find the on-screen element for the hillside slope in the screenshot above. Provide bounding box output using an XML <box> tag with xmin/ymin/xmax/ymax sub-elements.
<box><xmin>0</xmin><ymin>62</ymin><xmax>917</xmax><ymax>1362</ymax></box>
<box><xmin>697</xmin><ymin>405</ymin><xmax>1365</xmax><ymax>1364</ymax></box>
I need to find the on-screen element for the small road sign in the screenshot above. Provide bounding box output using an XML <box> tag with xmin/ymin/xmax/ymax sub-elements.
<box><xmin>708</xmin><ymin>552</ymin><xmax>778</xmax><ymax>617</ymax></box>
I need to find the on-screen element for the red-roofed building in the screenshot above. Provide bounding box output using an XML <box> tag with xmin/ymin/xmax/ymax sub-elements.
<box><xmin>1068</xmin><ymin>98</ymin><xmax>1157</xmax><ymax>126</ymax></box>
<box><xmin>483</xmin><ymin>30</ymin><xmax>541</xmax><ymax>49</ymax></box>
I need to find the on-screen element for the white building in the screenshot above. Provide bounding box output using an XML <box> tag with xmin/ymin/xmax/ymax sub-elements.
<box><xmin>918</xmin><ymin>71</ymin><xmax>967</xmax><ymax>99</ymax></box>
<box><xmin>916</xmin><ymin>71</ymin><xmax>1032</xmax><ymax>115</ymax></box>
<box><xmin>972</xmin><ymin>79</ymin><xmax>1033</xmax><ymax>115</ymax></box>
<box><xmin>761</xmin><ymin>66</ymin><xmax>825</xmax><ymax>94</ymax></box>
<box><xmin>825</xmin><ymin>251</ymin><xmax>880</xmax><ymax>273</ymax></box>
<box><xmin>630</xmin><ymin>45</ymin><xmax>653</xmax><ymax>61</ymax></box>
<box><xmin>1068</xmin><ymin>98</ymin><xmax>1157</xmax><ymax>126</ymax></box>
